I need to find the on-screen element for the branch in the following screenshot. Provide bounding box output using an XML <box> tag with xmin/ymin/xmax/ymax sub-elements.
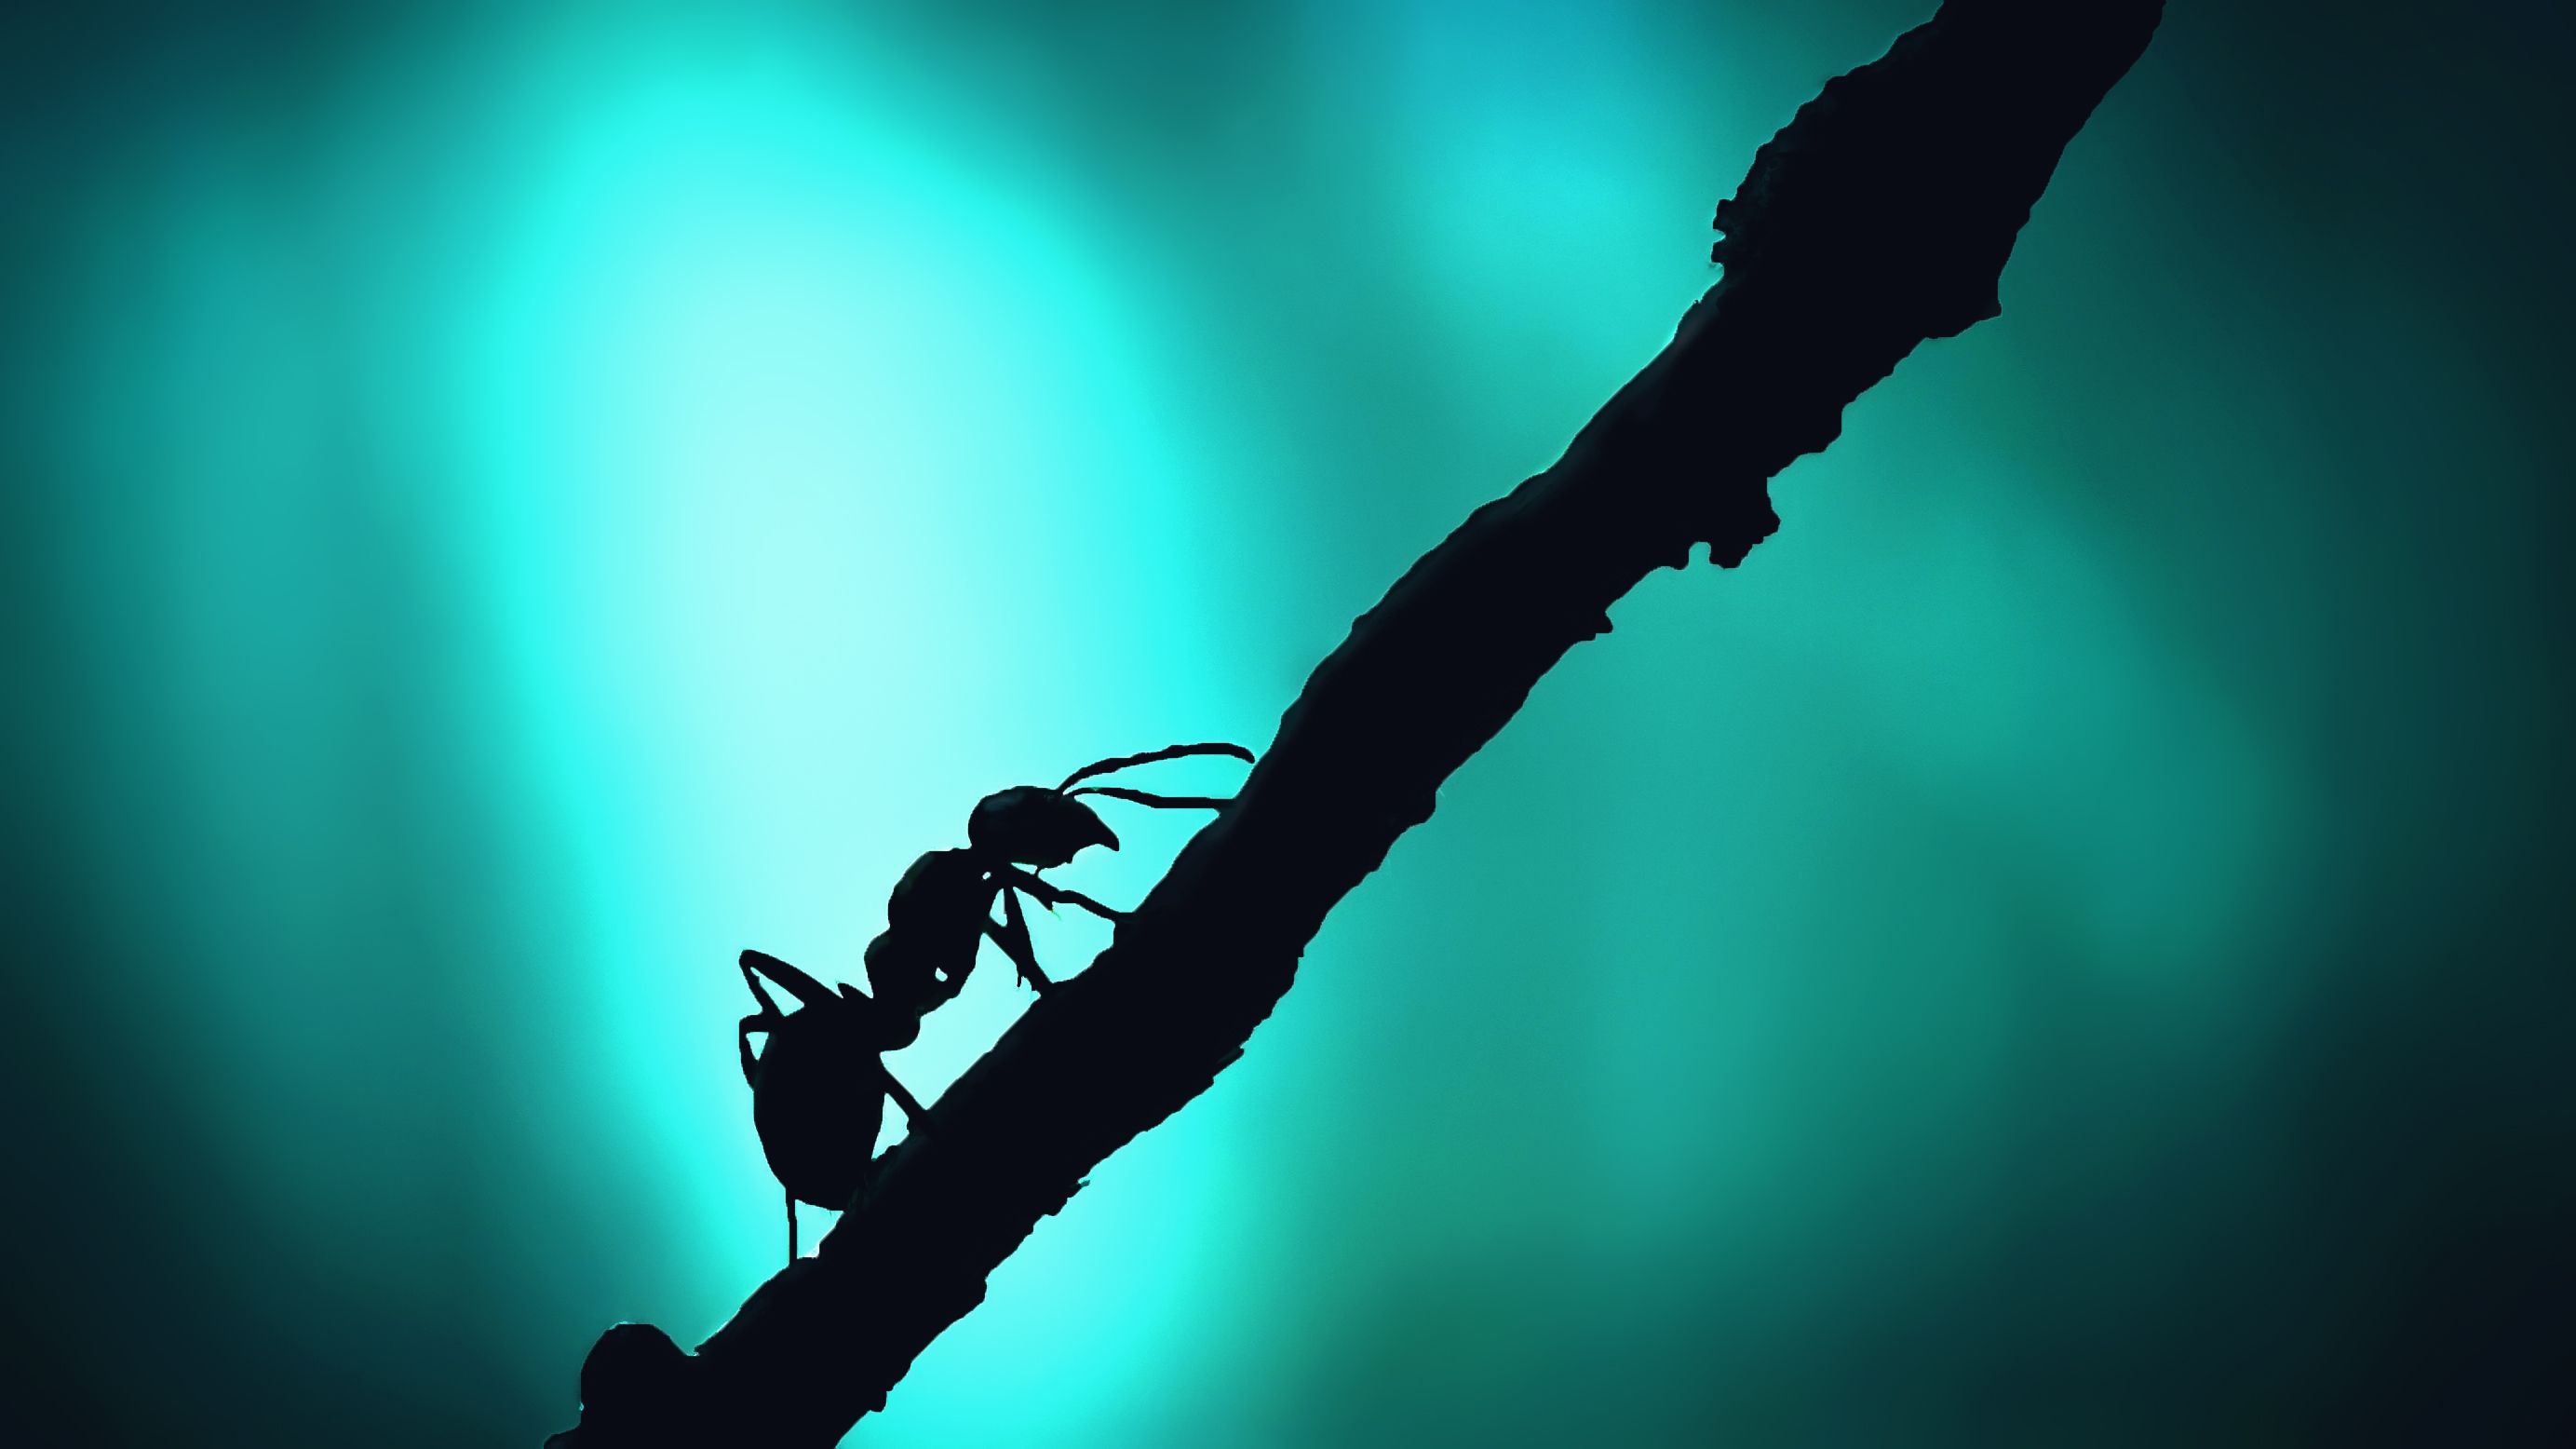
<box><xmin>548</xmin><ymin>3</ymin><xmax>2165</xmax><ymax>1442</ymax></box>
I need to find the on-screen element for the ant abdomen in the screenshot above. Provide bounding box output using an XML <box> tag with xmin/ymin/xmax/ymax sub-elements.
<box><xmin>748</xmin><ymin>1007</ymin><xmax>886</xmax><ymax>1212</ymax></box>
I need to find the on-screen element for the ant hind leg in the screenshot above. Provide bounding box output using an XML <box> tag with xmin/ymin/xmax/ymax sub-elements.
<box><xmin>741</xmin><ymin>949</ymin><xmax>836</xmax><ymax>1011</ymax></box>
<box><xmin>737</xmin><ymin>1015</ymin><xmax>764</xmax><ymax>1085</ymax></box>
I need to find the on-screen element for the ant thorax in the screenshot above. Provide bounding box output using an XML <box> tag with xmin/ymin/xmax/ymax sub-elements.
<box><xmin>884</xmin><ymin>848</ymin><xmax>996</xmax><ymax>931</ymax></box>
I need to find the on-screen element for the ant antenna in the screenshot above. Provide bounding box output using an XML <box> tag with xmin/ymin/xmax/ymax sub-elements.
<box><xmin>1066</xmin><ymin>785</ymin><xmax>1233</xmax><ymax>809</ymax></box>
<box><xmin>1057</xmin><ymin>741</ymin><xmax>1254</xmax><ymax>791</ymax></box>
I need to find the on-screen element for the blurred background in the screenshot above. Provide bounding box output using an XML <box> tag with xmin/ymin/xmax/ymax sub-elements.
<box><xmin>6</xmin><ymin>1</ymin><xmax>2569</xmax><ymax>1443</ymax></box>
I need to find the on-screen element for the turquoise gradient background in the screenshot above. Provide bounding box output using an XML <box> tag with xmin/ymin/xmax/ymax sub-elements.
<box><xmin>7</xmin><ymin>2</ymin><xmax>2569</xmax><ymax>1443</ymax></box>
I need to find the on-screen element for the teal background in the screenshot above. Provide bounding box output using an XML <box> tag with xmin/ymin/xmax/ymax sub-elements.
<box><xmin>7</xmin><ymin>2</ymin><xmax>2569</xmax><ymax>1443</ymax></box>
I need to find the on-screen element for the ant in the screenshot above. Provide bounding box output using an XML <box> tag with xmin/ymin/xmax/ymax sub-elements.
<box><xmin>861</xmin><ymin>741</ymin><xmax>1255</xmax><ymax>1010</ymax></box>
<box><xmin>738</xmin><ymin>740</ymin><xmax>1253</xmax><ymax>1263</ymax></box>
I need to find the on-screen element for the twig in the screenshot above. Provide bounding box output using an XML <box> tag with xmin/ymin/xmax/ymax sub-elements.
<box><xmin>546</xmin><ymin>3</ymin><xmax>2166</xmax><ymax>1442</ymax></box>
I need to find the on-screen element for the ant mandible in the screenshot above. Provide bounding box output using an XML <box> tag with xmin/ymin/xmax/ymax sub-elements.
<box><xmin>861</xmin><ymin>740</ymin><xmax>1255</xmax><ymax>1012</ymax></box>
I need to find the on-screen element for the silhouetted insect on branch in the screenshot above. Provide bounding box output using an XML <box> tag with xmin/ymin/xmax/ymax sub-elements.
<box><xmin>740</xmin><ymin>741</ymin><xmax>1255</xmax><ymax>1265</ymax></box>
<box><xmin>862</xmin><ymin>741</ymin><xmax>1256</xmax><ymax>1007</ymax></box>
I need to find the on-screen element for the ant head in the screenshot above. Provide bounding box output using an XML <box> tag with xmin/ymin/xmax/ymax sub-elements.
<box><xmin>968</xmin><ymin>786</ymin><xmax>1119</xmax><ymax>868</ymax></box>
<box><xmin>966</xmin><ymin>743</ymin><xmax>1254</xmax><ymax>868</ymax></box>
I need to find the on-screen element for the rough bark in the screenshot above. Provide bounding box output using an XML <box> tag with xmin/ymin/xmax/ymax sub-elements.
<box><xmin>548</xmin><ymin>2</ymin><xmax>2166</xmax><ymax>1442</ymax></box>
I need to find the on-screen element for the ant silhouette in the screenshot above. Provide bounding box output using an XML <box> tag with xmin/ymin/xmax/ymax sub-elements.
<box><xmin>739</xmin><ymin>741</ymin><xmax>1254</xmax><ymax>1264</ymax></box>
<box><xmin>861</xmin><ymin>741</ymin><xmax>1255</xmax><ymax>1012</ymax></box>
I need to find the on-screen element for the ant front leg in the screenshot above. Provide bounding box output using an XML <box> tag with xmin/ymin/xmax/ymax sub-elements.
<box><xmin>997</xmin><ymin>867</ymin><xmax>1126</xmax><ymax>924</ymax></box>
<box><xmin>985</xmin><ymin>887</ymin><xmax>1055</xmax><ymax>994</ymax></box>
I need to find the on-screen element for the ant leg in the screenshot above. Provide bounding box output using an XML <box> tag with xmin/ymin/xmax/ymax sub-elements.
<box><xmin>879</xmin><ymin>1063</ymin><xmax>930</xmax><ymax>1124</ymax></box>
<box><xmin>741</xmin><ymin>949</ymin><xmax>836</xmax><ymax>1011</ymax></box>
<box><xmin>984</xmin><ymin>887</ymin><xmax>1055</xmax><ymax>993</ymax></box>
<box><xmin>737</xmin><ymin>1014</ymin><xmax>775</xmax><ymax>1086</ymax></box>
<box><xmin>739</xmin><ymin>956</ymin><xmax>783</xmax><ymax>1016</ymax></box>
<box><xmin>999</xmin><ymin>867</ymin><xmax>1125</xmax><ymax>923</ymax></box>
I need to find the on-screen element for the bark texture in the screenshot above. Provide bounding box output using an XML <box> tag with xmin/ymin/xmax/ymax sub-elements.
<box><xmin>549</xmin><ymin>3</ymin><xmax>2166</xmax><ymax>1442</ymax></box>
